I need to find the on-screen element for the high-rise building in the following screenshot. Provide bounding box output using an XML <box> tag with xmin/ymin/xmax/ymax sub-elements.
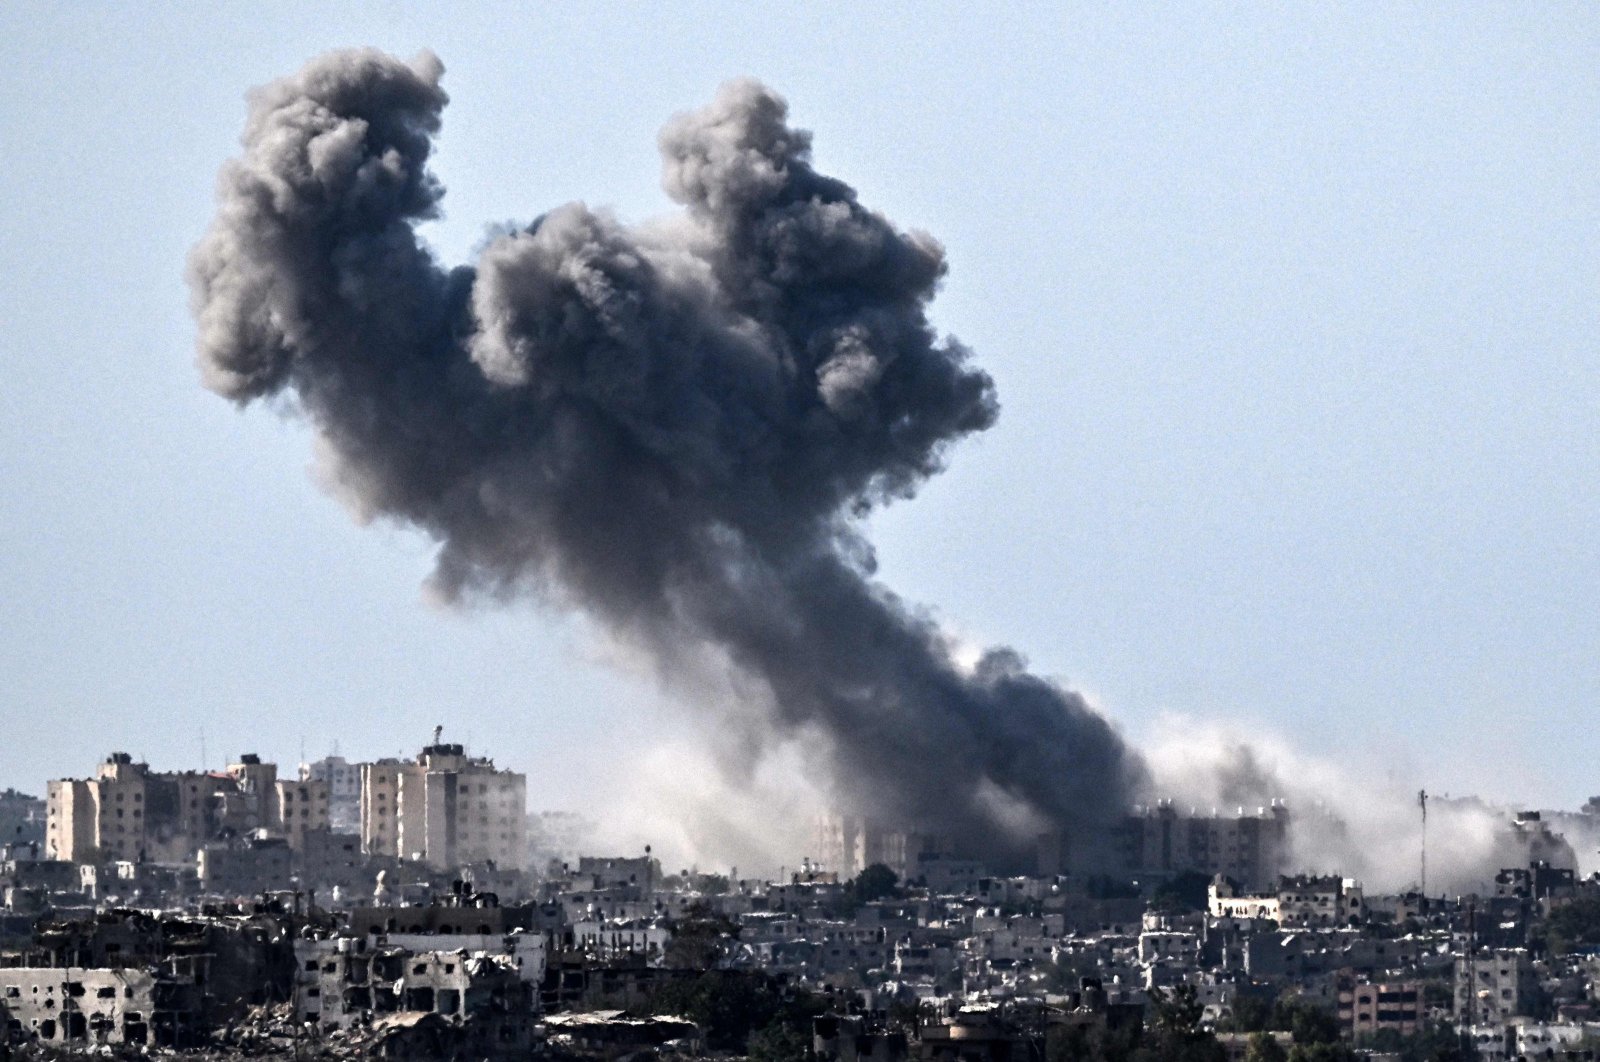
<box><xmin>1113</xmin><ymin>801</ymin><xmax>1290</xmax><ymax>891</ymax></box>
<box><xmin>1455</xmin><ymin>947</ymin><xmax>1537</xmax><ymax>1025</ymax></box>
<box><xmin>274</xmin><ymin>777</ymin><xmax>331</xmax><ymax>850</ymax></box>
<box><xmin>812</xmin><ymin>812</ymin><xmax>946</xmax><ymax>881</ymax></box>
<box><xmin>299</xmin><ymin>755</ymin><xmax>361</xmax><ymax>831</ymax></box>
<box><xmin>47</xmin><ymin>753</ymin><xmax>155</xmax><ymax>864</ymax></box>
<box><xmin>46</xmin><ymin>751</ymin><xmax>327</xmax><ymax>865</ymax></box>
<box><xmin>360</xmin><ymin>739</ymin><xmax>526</xmax><ymax>871</ymax></box>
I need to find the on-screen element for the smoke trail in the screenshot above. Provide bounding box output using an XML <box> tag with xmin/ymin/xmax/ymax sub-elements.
<box><xmin>189</xmin><ymin>49</ymin><xmax>1146</xmax><ymax>863</ymax></box>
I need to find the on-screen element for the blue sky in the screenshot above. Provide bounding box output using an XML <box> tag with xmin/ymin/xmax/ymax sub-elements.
<box><xmin>1</xmin><ymin>3</ymin><xmax>1595</xmax><ymax>814</ymax></box>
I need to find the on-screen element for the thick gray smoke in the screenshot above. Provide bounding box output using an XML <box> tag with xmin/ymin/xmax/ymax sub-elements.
<box><xmin>190</xmin><ymin>49</ymin><xmax>1147</xmax><ymax>863</ymax></box>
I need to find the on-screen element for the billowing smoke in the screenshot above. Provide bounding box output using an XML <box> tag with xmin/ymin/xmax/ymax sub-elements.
<box><xmin>189</xmin><ymin>49</ymin><xmax>1147</xmax><ymax>864</ymax></box>
<box><xmin>1147</xmin><ymin>719</ymin><xmax>1578</xmax><ymax>894</ymax></box>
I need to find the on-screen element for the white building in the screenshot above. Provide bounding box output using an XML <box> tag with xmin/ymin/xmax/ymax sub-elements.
<box><xmin>1209</xmin><ymin>875</ymin><xmax>1282</xmax><ymax>921</ymax></box>
<box><xmin>1276</xmin><ymin>875</ymin><xmax>1363</xmax><ymax>927</ymax></box>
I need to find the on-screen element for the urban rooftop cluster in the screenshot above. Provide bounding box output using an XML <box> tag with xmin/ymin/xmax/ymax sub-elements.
<box><xmin>3</xmin><ymin>738</ymin><xmax>1600</xmax><ymax>1062</ymax></box>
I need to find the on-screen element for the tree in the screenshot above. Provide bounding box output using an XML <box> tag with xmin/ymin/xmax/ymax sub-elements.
<box><xmin>1151</xmin><ymin>871</ymin><xmax>1213</xmax><ymax>914</ymax></box>
<box><xmin>647</xmin><ymin>971</ymin><xmax>826</xmax><ymax>1053</ymax></box>
<box><xmin>1048</xmin><ymin>951</ymin><xmax>1101</xmax><ymax>992</ymax></box>
<box><xmin>1539</xmin><ymin>894</ymin><xmax>1600</xmax><ymax>955</ymax></box>
<box><xmin>749</xmin><ymin>1019</ymin><xmax>812</xmax><ymax>1062</ymax></box>
<box><xmin>1047</xmin><ymin>1018</ymin><xmax>1141</xmax><ymax>1062</ymax></box>
<box><xmin>1086</xmin><ymin>875</ymin><xmax>1142</xmax><ymax>900</ymax></box>
<box><xmin>1220</xmin><ymin>994</ymin><xmax>1276</xmax><ymax>1033</ymax></box>
<box><xmin>1139</xmin><ymin>986</ymin><xmax>1227</xmax><ymax>1062</ymax></box>
<box><xmin>1269</xmin><ymin>997</ymin><xmax>1341</xmax><ymax>1045</ymax></box>
<box><xmin>850</xmin><ymin>863</ymin><xmax>900</xmax><ymax>904</ymax></box>
<box><xmin>1287</xmin><ymin>1043</ymin><xmax>1358</xmax><ymax>1062</ymax></box>
<box><xmin>663</xmin><ymin>901</ymin><xmax>740</xmax><ymax>970</ymax></box>
<box><xmin>1246</xmin><ymin>1032</ymin><xmax>1289</xmax><ymax>1062</ymax></box>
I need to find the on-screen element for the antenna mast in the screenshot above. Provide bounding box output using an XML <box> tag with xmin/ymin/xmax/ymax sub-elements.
<box><xmin>1419</xmin><ymin>789</ymin><xmax>1428</xmax><ymax>896</ymax></box>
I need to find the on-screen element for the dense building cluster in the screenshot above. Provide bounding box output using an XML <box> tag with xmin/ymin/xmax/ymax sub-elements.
<box><xmin>5</xmin><ymin>746</ymin><xmax>1600</xmax><ymax>1062</ymax></box>
<box><xmin>42</xmin><ymin>737</ymin><xmax>525</xmax><ymax>879</ymax></box>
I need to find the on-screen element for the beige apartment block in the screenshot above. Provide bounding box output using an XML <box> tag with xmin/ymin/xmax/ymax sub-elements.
<box><xmin>360</xmin><ymin>739</ymin><xmax>525</xmax><ymax>872</ymax></box>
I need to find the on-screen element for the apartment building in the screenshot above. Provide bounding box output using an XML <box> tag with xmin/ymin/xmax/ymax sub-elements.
<box><xmin>361</xmin><ymin>740</ymin><xmax>526</xmax><ymax>871</ymax></box>
<box><xmin>46</xmin><ymin>752</ymin><xmax>330</xmax><ymax>865</ymax></box>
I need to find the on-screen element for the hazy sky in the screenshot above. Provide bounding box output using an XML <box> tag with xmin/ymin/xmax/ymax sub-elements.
<box><xmin>1</xmin><ymin>4</ymin><xmax>1595</xmax><ymax>821</ymax></box>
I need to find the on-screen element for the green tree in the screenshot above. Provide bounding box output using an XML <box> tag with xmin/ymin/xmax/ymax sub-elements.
<box><xmin>749</xmin><ymin>1020</ymin><xmax>812</xmax><ymax>1062</ymax></box>
<box><xmin>1398</xmin><ymin>1022</ymin><xmax>1469</xmax><ymax>1062</ymax></box>
<box><xmin>1047</xmin><ymin>1019</ymin><xmax>1141</xmax><ymax>1062</ymax></box>
<box><xmin>1086</xmin><ymin>875</ymin><xmax>1142</xmax><ymax>900</ymax></box>
<box><xmin>1140</xmin><ymin>986</ymin><xmax>1227</xmax><ymax>1062</ymax></box>
<box><xmin>850</xmin><ymin>863</ymin><xmax>900</xmax><ymax>904</ymax></box>
<box><xmin>1220</xmin><ymin>994</ymin><xmax>1276</xmax><ymax>1033</ymax></box>
<box><xmin>1245</xmin><ymin>1032</ymin><xmax>1289</xmax><ymax>1062</ymax></box>
<box><xmin>663</xmin><ymin>901</ymin><xmax>740</xmax><ymax>970</ymax></box>
<box><xmin>1287</xmin><ymin>1043</ymin><xmax>1358</xmax><ymax>1062</ymax></box>
<box><xmin>1151</xmin><ymin>871</ymin><xmax>1213</xmax><ymax>914</ymax></box>
<box><xmin>1269</xmin><ymin>997</ymin><xmax>1340</xmax><ymax>1045</ymax></box>
<box><xmin>647</xmin><ymin>972</ymin><xmax>825</xmax><ymax>1053</ymax></box>
<box><xmin>1539</xmin><ymin>894</ymin><xmax>1600</xmax><ymax>955</ymax></box>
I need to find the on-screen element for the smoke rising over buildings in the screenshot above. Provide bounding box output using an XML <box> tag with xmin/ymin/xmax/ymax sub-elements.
<box><xmin>1146</xmin><ymin>721</ymin><xmax>1581</xmax><ymax>894</ymax></box>
<box><xmin>189</xmin><ymin>49</ymin><xmax>1147</xmax><ymax>865</ymax></box>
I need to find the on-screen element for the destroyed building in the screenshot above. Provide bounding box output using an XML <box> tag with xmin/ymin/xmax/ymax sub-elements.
<box><xmin>0</xmin><ymin>964</ymin><xmax>201</xmax><ymax>1047</ymax></box>
<box><xmin>0</xmin><ymin>791</ymin><xmax>44</xmax><ymax>853</ymax></box>
<box><xmin>0</xmin><ymin>905</ymin><xmax>296</xmax><ymax>1048</ymax></box>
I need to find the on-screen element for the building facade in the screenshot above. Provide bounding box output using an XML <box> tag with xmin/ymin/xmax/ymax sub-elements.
<box><xmin>1456</xmin><ymin>948</ymin><xmax>1538</xmax><ymax>1026</ymax></box>
<box><xmin>46</xmin><ymin>752</ymin><xmax>329</xmax><ymax>867</ymax></box>
<box><xmin>274</xmin><ymin>778</ymin><xmax>331</xmax><ymax>850</ymax></box>
<box><xmin>360</xmin><ymin>741</ymin><xmax>526</xmax><ymax>871</ymax></box>
<box><xmin>1117</xmin><ymin>801</ymin><xmax>1290</xmax><ymax>891</ymax></box>
<box><xmin>1339</xmin><ymin>976</ymin><xmax>1423</xmax><ymax>1037</ymax></box>
<box><xmin>300</xmin><ymin>755</ymin><xmax>361</xmax><ymax>832</ymax></box>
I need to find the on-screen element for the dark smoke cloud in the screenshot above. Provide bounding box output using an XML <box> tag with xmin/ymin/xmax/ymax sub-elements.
<box><xmin>190</xmin><ymin>49</ymin><xmax>1147</xmax><ymax>862</ymax></box>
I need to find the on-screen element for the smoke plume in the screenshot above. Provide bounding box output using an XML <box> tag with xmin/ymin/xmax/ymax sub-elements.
<box><xmin>190</xmin><ymin>49</ymin><xmax>1147</xmax><ymax>864</ymax></box>
<box><xmin>1147</xmin><ymin>719</ymin><xmax>1579</xmax><ymax>894</ymax></box>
